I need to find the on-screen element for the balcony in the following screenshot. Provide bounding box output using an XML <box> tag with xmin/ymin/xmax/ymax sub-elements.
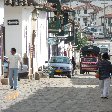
<box><xmin>48</xmin><ymin>17</ymin><xmax>61</xmax><ymax>33</ymax></box>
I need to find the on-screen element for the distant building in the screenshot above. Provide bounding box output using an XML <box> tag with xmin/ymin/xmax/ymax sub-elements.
<box><xmin>72</xmin><ymin>3</ymin><xmax>102</xmax><ymax>29</ymax></box>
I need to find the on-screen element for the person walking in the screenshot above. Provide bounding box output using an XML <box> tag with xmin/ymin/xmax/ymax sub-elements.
<box><xmin>71</xmin><ymin>56</ymin><xmax>76</xmax><ymax>75</ymax></box>
<box><xmin>8</xmin><ymin>48</ymin><xmax>22</xmax><ymax>90</ymax></box>
<box><xmin>97</xmin><ymin>52</ymin><xmax>111</xmax><ymax>99</ymax></box>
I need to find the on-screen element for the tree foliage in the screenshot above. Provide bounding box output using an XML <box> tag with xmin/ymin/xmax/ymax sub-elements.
<box><xmin>76</xmin><ymin>32</ymin><xmax>88</xmax><ymax>50</ymax></box>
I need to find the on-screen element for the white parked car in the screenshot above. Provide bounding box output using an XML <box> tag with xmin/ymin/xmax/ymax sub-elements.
<box><xmin>93</xmin><ymin>32</ymin><xmax>104</xmax><ymax>39</ymax></box>
<box><xmin>3</xmin><ymin>56</ymin><xmax>28</xmax><ymax>79</ymax></box>
<box><xmin>48</xmin><ymin>56</ymin><xmax>73</xmax><ymax>78</ymax></box>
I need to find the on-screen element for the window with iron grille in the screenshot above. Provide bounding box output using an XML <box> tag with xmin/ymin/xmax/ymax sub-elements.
<box><xmin>84</xmin><ymin>10</ymin><xmax>87</xmax><ymax>14</ymax></box>
<box><xmin>83</xmin><ymin>18</ymin><xmax>87</xmax><ymax>22</ymax></box>
<box><xmin>108</xmin><ymin>18</ymin><xmax>111</xmax><ymax>26</ymax></box>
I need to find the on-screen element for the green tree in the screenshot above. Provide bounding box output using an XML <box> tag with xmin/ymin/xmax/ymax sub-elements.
<box><xmin>76</xmin><ymin>32</ymin><xmax>88</xmax><ymax>50</ymax></box>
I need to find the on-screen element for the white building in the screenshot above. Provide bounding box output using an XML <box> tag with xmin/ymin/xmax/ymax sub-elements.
<box><xmin>64</xmin><ymin>1</ymin><xmax>112</xmax><ymax>30</ymax></box>
<box><xmin>72</xmin><ymin>3</ymin><xmax>102</xmax><ymax>29</ymax></box>
<box><xmin>0</xmin><ymin>0</ymin><xmax>4</xmax><ymax>76</ymax></box>
<box><xmin>4</xmin><ymin>2</ymin><xmax>48</xmax><ymax>74</ymax></box>
<box><xmin>0</xmin><ymin>0</ymin><xmax>4</xmax><ymax>25</ymax></box>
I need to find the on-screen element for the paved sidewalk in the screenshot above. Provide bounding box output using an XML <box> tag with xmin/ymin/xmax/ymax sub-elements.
<box><xmin>0</xmin><ymin>74</ymin><xmax>112</xmax><ymax>112</ymax></box>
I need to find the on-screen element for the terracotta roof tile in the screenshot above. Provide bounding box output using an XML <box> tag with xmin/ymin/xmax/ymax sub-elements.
<box><xmin>100</xmin><ymin>14</ymin><xmax>112</xmax><ymax>18</ymax></box>
<box><xmin>73</xmin><ymin>3</ymin><xmax>102</xmax><ymax>13</ymax></box>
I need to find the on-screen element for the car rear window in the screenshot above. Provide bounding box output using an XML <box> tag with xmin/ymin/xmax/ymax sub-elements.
<box><xmin>82</xmin><ymin>57</ymin><xmax>97</xmax><ymax>62</ymax></box>
<box><xmin>99</xmin><ymin>33</ymin><xmax>103</xmax><ymax>35</ymax></box>
<box><xmin>100</xmin><ymin>48</ymin><xmax>108</xmax><ymax>53</ymax></box>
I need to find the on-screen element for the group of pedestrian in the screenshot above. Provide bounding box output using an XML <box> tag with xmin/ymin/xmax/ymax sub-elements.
<box><xmin>6</xmin><ymin>47</ymin><xmax>112</xmax><ymax>99</ymax></box>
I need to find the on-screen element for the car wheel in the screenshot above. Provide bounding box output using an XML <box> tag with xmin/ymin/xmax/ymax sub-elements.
<box><xmin>80</xmin><ymin>69</ymin><xmax>84</xmax><ymax>74</ymax></box>
<box><xmin>67</xmin><ymin>74</ymin><xmax>71</xmax><ymax>78</ymax></box>
<box><xmin>67</xmin><ymin>72</ymin><xmax>72</xmax><ymax>78</ymax></box>
<box><xmin>49</xmin><ymin>75</ymin><xmax>54</xmax><ymax>78</ymax></box>
<box><xmin>18</xmin><ymin>77</ymin><xmax>20</xmax><ymax>81</ymax></box>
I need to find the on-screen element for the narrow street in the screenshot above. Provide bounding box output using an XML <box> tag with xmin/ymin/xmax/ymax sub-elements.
<box><xmin>0</xmin><ymin>72</ymin><xmax>112</xmax><ymax>112</ymax></box>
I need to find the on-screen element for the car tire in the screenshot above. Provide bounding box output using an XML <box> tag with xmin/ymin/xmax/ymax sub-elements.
<box><xmin>18</xmin><ymin>77</ymin><xmax>20</xmax><ymax>81</ymax></box>
<box><xmin>67</xmin><ymin>74</ymin><xmax>71</xmax><ymax>78</ymax></box>
<box><xmin>67</xmin><ymin>72</ymin><xmax>72</xmax><ymax>78</ymax></box>
<box><xmin>80</xmin><ymin>69</ymin><xmax>84</xmax><ymax>74</ymax></box>
<box><xmin>49</xmin><ymin>75</ymin><xmax>54</xmax><ymax>78</ymax></box>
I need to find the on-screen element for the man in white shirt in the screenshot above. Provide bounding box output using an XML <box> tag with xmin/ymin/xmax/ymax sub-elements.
<box><xmin>8</xmin><ymin>48</ymin><xmax>22</xmax><ymax>90</ymax></box>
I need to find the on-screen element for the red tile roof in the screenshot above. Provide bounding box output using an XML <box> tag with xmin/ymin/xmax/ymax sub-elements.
<box><xmin>73</xmin><ymin>3</ymin><xmax>102</xmax><ymax>13</ymax></box>
<box><xmin>100</xmin><ymin>14</ymin><xmax>112</xmax><ymax>18</ymax></box>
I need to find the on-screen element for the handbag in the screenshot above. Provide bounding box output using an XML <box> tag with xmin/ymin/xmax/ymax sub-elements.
<box><xmin>95</xmin><ymin>71</ymin><xmax>100</xmax><ymax>78</ymax></box>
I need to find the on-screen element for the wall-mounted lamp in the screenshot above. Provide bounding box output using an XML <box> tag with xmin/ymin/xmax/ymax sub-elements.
<box><xmin>32</xmin><ymin>8</ymin><xmax>39</xmax><ymax>21</ymax></box>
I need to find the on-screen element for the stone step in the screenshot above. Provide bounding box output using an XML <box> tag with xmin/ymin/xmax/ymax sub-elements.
<box><xmin>1</xmin><ymin>78</ymin><xmax>9</xmax><ymax>85</ymax></box>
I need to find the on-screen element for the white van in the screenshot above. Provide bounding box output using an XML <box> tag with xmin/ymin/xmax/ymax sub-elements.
<box><xmin>93</xmin><ymin>32</ymin><xmax>104</xmax><ymax>39</ymax></box>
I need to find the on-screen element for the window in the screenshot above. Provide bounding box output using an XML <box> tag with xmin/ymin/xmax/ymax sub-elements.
<box><xmin>84</xmin><ymin>10</ymin><xmax>87</xmax><ymax>14</ymax></box>
<box><xmin>72</xmin><ymin>11</ymin><xmax>76</xmax><ymax>16</ymax></box>
<box><xmin>83</xmin><ymin>18</ymin><xmax>87</xmax><ymax>22</ymax></box>
<box><xmin>106</xmin><ymin>19</ymin><xmax>107</xmax><ymax>23</ymax></box>
<box><xmin>85</xmin><ymin>22</ymin><xmax>87</xmax><ymax>26</ymax></box>
<box><xmin>78</xmin><ymin>18</ymin><xmax>80</xmax><ymax>21</ymax></box>
<box><xmin>99</xmin><ymin>33</ymin><xmax>104</xmax><ymax>35</ymax></box>
<box><xmin>82</xmin><ymin>57</ymin><xmax>97</xmax><ymax>62</ymax></box>
<box><xmin>108</xmin><ymin>18</ymin><xmax>111</xmax><ymax>26</ymax></box>
<box><xmin>77</xmin><ymin>10</ymin><xmax>80</xmax><ymax>14</ymax></box>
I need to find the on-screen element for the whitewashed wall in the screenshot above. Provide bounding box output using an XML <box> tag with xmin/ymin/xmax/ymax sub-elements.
<box><xmin>4</xmin><ymin>5</ymin><xmax>48</xmax><ymax>73</ymax></box>
<box><xmin>58</xmin><ymin>41</ymin><xmax>65</xmax><ymax>56</ymax></box>
<box><xmin>22</xmin><ymin>7</ymin><xmax>33</xmax><ymax>57</ymax></box>
<box><xmin>0</xmin><ymin>0</ymin><xmax>4</xmax><ymax>25</ymax></box>
<box><xmin>4</xmin><ymin>6</ymin><xmax>34</xmax><ymax>58</ymax></box>
<box><xmin>0</xmin><ymin>0</ymin><xmax>4</xmax><ymax>76</ymax></box>
<box><xmin>79</xmin><ymin>9</ymin><xmax>93</xmax><ymax>28</ymax></box>
<box><xmin>36</xmin><ymin>11</ymin><xmax>48</xmax><ymax>69</ymax></box>
<box><xmin>96</xmin><ymin>5</ymin><xmax>112</xmax><ymax>32</ymax></box>
<box><xmin>4</xmin><ymin>6</ymin><xmax>22</xmax><ymax>57</ymax></box>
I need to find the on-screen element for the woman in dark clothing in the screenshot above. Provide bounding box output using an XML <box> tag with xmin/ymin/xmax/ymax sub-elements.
<box><xmin>71</xmin><ymin>56</ymin><xmax>76</xmax><ymax>75</ymax></box>
<box><xmin>97</xmin><ymin>52</ymin><xmax>111</xmax><ymax>99</ymax></box>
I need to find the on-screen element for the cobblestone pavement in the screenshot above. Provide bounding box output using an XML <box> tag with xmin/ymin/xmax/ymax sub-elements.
<box><xmin>0</xmin><ymin>73</ymin><xmax>112</xmax><ymax>112</ymax></box>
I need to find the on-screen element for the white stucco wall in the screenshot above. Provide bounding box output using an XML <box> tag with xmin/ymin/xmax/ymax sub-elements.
<box><xmin>92</xmin><ymin>1</ymin><xmax>112</xmax><ymax>8</ymax></box>
<box><xmin>22</xmin><ymin>7</ymin><xmax>33</xmax><ymax>57</ymax></box>
<box><xmin>4</xmin><ymin>5</ymin><xmax>48</xmax><ymax>73</ymax></box>
<box><xmin>36</xmin><ymin>11</ymin><xmax>48</xmax><ymax>69</ymax></box>
<box><xmin>4</xmin><ymin>6</ymin><xmax>33</xmax><ymax>58</ymax></box>
<box><xmin>4</xmin><ymin>6</ymin><xmax>22</xmax><ymax>57</ymax></box>
<box><xmin>0</xmin><ymin>0</ymin><xmax>4</xmax><ymax>76</ymax></box>
<box><xmin>0</xmin><ymin>0</ymin><xmax>4</xmax><ymax>25</ymax></box>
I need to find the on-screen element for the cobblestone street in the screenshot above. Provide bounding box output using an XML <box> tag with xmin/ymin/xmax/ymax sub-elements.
<box><xmin>0</xmin><ymin>73</ymin><xmax>112</xmax><ymax>112</ymax></box>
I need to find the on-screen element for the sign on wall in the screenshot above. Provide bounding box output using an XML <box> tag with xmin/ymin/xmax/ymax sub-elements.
<box><xmin>7</xmin><ymin>19</ymin><xmax>19</xmax><ymax>25</ymax></box>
